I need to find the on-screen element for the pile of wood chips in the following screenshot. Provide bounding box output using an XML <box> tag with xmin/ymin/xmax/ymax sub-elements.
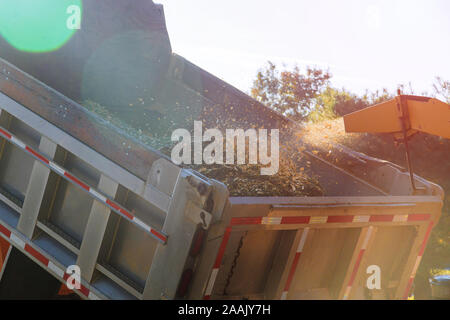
<box><xmin>188</xmin><ymin>154</ymin><xmax>323</xmax><ymax>197</ymax></box>
<box><xmin>82</xmin><ymin>101</ymin><xmax>324</xmax><ymax>197</ymax></box>
<box><xmin>190</xmin><ymin>164</ymin><xmax>323</xmax><ymax>197</ymax></box>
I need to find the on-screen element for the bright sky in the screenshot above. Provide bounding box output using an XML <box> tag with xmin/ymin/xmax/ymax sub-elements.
<box><xmin>156</xmin><ymin>0</ymin><xmax>449</xmax><ymax>96</ymax></box>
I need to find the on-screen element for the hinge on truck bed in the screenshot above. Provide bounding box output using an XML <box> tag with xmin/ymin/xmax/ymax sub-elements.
<box><xmin>186</xmin><ymin>201</ymin><xmax>212</xmax><ymax>229</ymax></box>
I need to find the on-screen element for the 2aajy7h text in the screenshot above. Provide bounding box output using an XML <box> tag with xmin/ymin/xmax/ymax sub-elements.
<box><xmin>178</xmin><ymin>304</ymin><xmax>271</xmax><ymax>317</ymax></box>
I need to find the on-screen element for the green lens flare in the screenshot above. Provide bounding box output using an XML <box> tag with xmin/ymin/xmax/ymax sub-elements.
<box><xmin>0</xmin><ymin>0</ymin><xmax>82</xmax><ymax>52</ymax></box>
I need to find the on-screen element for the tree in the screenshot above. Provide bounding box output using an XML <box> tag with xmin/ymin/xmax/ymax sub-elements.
<box><xmin>251</xmin><ymin>62</ymin><xmax>331</xmax><ymax>121</ymax></box>
<box><xmin>432</xmin><ymin>77</ymin><xmax>450</xmax><ymax>103</ymax></box>
<box><xmin>366</xmin><ymin>88</ymin><xmax>393</xmax><ymax>105</ymax></box>
<box><xmin>330</xmin><ymin>88</ymin><xmax>368</xmax><ymax>116</ymax></box>
<box><xmin>308</xmin><ymin>86</ymin><xmax>393</xmax><ymax>120</ymax></box>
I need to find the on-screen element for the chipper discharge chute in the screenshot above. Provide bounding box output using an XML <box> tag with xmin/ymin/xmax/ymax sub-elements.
<box><xmin>344</xmin><ymin>93</ymin><xmax>450</xmax><ymax>193</ymax></box>
<box><xmin>0</xmin><ymin>1</ymin><xmax>444</xmax><ymax>299</ymax></box>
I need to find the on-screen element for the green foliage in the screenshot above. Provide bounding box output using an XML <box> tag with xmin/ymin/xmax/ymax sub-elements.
<box><xmin>251</xmin><ymin>61</ymin><xmax>331</xmax><ymax>120</ymax></box>
<box><xmin>308</xmin><ymin>86</ymin><xmax>366</xmax><ymax>120</ymax></box>
<box><xmin>307</xmin><ymin>86</ymin><xmax>393</xmax><ymax>122</ymax></box>
<box><xmin>332</xmin><ymin>89</ymin><xmax>367</xmax><ymax>116</ymax></box>
<box><xmin>331</xmin><ymin>87</ymin><xmax>393</xmax><ymax>116</ymax></box>
<box><xmin>307</xmin><ymin>86</ymin><xmax>339</xmax><ymax>122</ymax></box>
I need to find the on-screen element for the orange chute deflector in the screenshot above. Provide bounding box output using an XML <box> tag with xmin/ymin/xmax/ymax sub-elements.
<box><xmin>344</xmin><ymin>95</ymin><xmax>450</xmax><ymax>140</ymax></box>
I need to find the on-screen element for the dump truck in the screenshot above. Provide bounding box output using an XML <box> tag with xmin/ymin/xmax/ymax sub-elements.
<box><xmin>0</xmin><ymin>1</ymin><xmax>445</xmax><ymax>300</ymax></box>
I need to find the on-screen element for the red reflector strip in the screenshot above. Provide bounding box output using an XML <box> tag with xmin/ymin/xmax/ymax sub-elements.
<box><xmin>214</xmin><ymin>227</ymin><xmax>231</xmax><ymax>268</ymax></box>
<box><xmin>80</xmin><ymin>285</ymin><xmax>90</xmax><ymax>298</ymax></box>
<box><xmin>369</xmin><ymin>215</ymin><xmax>393</xmax><ymax>222</ymax></box>
<box><xmin>0</xmin><ymin>127</ymin><xmax>12</xmax><ymax>139</ymax></box>
<box><xmin>280</xmin><ymin>228</ymin><xmax>309</xmax><ymax>299</ymax></box>
<box><xmin>343</xmin><ymin>227</ymin><xmax>373</xmax><ymax>299</ymax></box>
<box><xmin>64</xmin><ymin>172</ymin><xmax>90</xmax><ymax>191</ymax></box>
<box><xmin>230</xmin><ymin>217</ymin><xmax>262</xmax><ymax>225</ymax></box>
<box><xmin>25</xmin><ymin>244</ymin><xmax>49</xmax><ymax>266</ymax></box>
<box><xmin>105</xmin><ymin>200</ymin><xmax>167</xmax><ymax>243</ymax></box>
<box><xmin>327</xmin><ymin>215</ymin><xmax>354</xmax><ymax>223</ymax></box>
<box><xmin>203</xmin><ymin>228</ymin><xmax>232</xmax><ymax>299</ymax></box>
<box><xmin>25</xmin><ymin>146</ymin><xmax>49</xmax><ymax>164</ymax></box>
<box><xmin>104</xmin><ymin>200</ymin><xmax>167</xmax><ymax>243</ymax></box>
<box><xmin>119</xmin><ymin>208</ymin><xmax>134</xmax><ymax>220</ymax></box>
<box><xmin>408</xmin><ymin>214</ymin><xmax>430</xmax><ymax>222</ymax></box>
<box><xmin>0</xmin><ymin>223</ymin><xmax>11</xmax><ymax>237</ymax></box>
<box><xmin>230</xmin><ymin>214</ymin><xmax>423</xmax><ymax>227</ymax></box>
<box><xmin>284</xmin><ymin>252</ymin><xmax>301</xmax><ymax>291</ymax></box>
<box><xmin>403</xmin><ymin>278</ymin><xmax>415</xmax><ymax>300</ymax></box>
<box><xmin>150</xmin><ymin>229</ymin><xmax>167</xmax><ymax>243</ymax></box>
<box><xmin>348</xmin><ymin>249</ymin><xmax>365</xmax><ymax>286</ymax></box>
<box><xmin>106</xmin><ymin>199</ymin><xmax>120</xmax><ymax>211</ymax></box>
